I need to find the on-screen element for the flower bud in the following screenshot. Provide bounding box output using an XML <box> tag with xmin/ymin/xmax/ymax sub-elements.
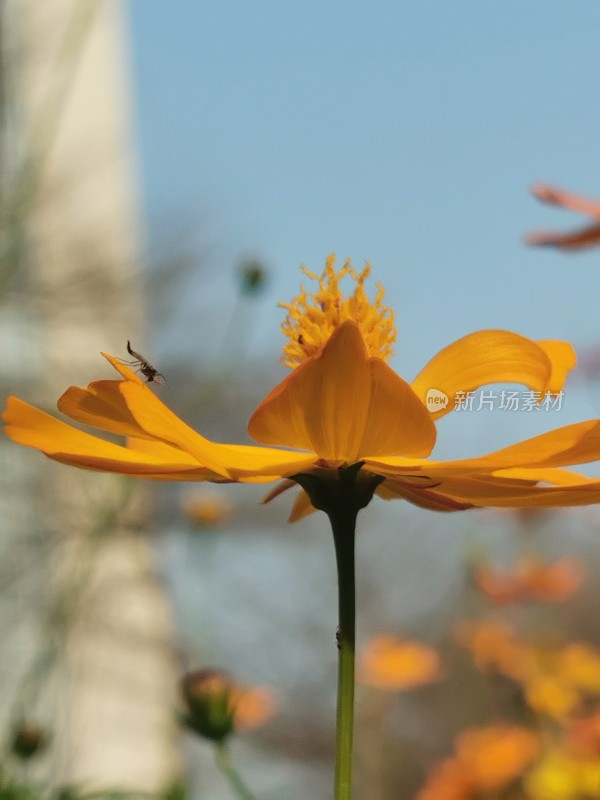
<box><xmin>181</xmin><ymin>669</ymin><xmax>276</xmax><ymax>743</ymax></box>
<box><xmin>11</xmin><ymin>722</ymin><xmax>49</xmax><ymax>760</ymax></box>
<box><xmin>181</xmin><ymin>670</ymin><xmax>237</xmax><ymax>743</ymax></box>
<box><xmin>239</xmin><ymin>260</ymin><xmax>267</xmax><ymax>295</ymax></box>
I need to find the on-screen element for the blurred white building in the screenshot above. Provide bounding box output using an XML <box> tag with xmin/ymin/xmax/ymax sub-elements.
<box><xmin>0</xmin><ymin>0</ymin><xmax>179</xmax><ymax>790</ymax></box>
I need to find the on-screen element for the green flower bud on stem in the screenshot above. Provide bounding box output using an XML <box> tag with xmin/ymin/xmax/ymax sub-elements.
<box><xmin>181</xmin><ymin>669</ymin><xmax>236</xmax><ymax>743</ymax></box>
<box><xmin>239</xmin><ymin>260</ymin><xmax>267</xmax><ymax>296</ymax></box>
<box><xmin>11</xmin><ymin>723</ymin><xmax>49</xmax><ymax>760</ymax></box>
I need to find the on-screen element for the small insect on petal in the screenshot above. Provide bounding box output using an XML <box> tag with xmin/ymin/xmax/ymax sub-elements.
<box><xmin>121</xmin><ymin>340</ymin><xmax>166</xmax><ymax>385</ymax></box>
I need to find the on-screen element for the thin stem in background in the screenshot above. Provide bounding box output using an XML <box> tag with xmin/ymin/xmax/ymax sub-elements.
<box><xmin>214</xmin><ymin>741</ymin><xmax>258</xmax><ymax>800</ymax></box>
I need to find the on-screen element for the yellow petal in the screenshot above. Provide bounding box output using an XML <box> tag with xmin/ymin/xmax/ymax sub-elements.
<box><xmin>101</xmin><ymin>352</ymin><xmax>145</xmax><ymax>384</ymax></box>
<box><xmin>536</xmin><ymin>340</ymin><xmax>577</xmax><ymax>394</ymax></box>
<box><xmin>366</xmin><ymin>420</ymin><xmax>600</xmax><ymax>478</ymax></box>
<box><xmin>491</xmin><ymin>467</ymin><xmax>593</xmax><ymax>486</ymax></box>
<box><xmin>127</xmin><ymin>436</ymin><xmax>183</xmax><ymax>455</ymax></box>
<box><xmin>118</xmin><ymin>381</ymin><xmax>231</xmax><ymax>471</ymax></box>
<box><xmin>247</xmin><ymin>360</ymin><xmax>321</xmax><ymax>453</ymax></box>
<box><xmin>96</xmin><ymin>355</ymin><xmax>318</xmax><ymax>479</ymax></box>
<box><xmin>376</xmin><ymin>478</ymin><xmax>474</xmax><ymax>511</ymax></box>
<box><xmin>51</xmin><ymin>454</ymin><xmax>223</xmax><ymax>481</ymax></box>
<box><xmin>4</xmin><ymin>394</ymin><xmax>315</xmax><ymax>483</ymax></box>
<box><xmin>358</xmin><ymin>358</ymin><xmax>436</xmax><ymax>457</ymax></box>
<box><xmin>3</xmin><ymin>396</ymin><xmax>207</xmax><ymax>475</ymax></box>
<box><xmin>119</xmin><ymin>381</ymin><xmax>315</xmax><ymax>478</ymax></box>
<box><xmin>249</xmin><ymin>322</ymin><xmax>373</xmax><ymax>461</ymax></box>
<box><xmin>449</xmin><ymin>420</ymin><xmax>600</xmax><ymax>474</ymax></box>
<box><xmin>212</xmin><ymin>444</ymin><xmax>316</xmax><ymax>481</ymax></box>
<box><xmin>411</xmin><ymin>330</ymin><xmax>573</xmax><ymax>420</ymax></box>
<box><xmin>58</xmin><ymin>380</ymin><xmax>149</xmax><ymax>438</ymax></box>
<box><xmin>250</xmin><ymin>322</ymin><xmax>436</xmax><ymax>461</ymax></box>
<box><xmin>372</xmin><ymin>464</ymin><xmax>600</xmax><ymax>513</ymax></box>
<box><xmin>125</xmin><ymin>438</ymin><xmax>265</xmax><ymax>482</ymax></box>
<box><xmin>424</xmin><ymin>473</ymin><xmax>600</xmax><ymax>509</ymax></box>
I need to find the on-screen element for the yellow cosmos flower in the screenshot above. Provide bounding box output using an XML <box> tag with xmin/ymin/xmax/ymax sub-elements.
<box><xmin>4</xmin><ymin>255</ymin><xmax>600</xmax><ymax>520</ymax></box>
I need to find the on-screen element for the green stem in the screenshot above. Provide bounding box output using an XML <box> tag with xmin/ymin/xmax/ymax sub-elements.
<box><xmin>292</xmin><ymin>464</ymin><xmax>381</xmax><ymax>800</ymax></box>
<box><xmin>329</xmin><ymin>502</ymin><xmax>358</xmax><ymax>800</ymax></box>
<box><xmin>214</xmin><ymin>741</ymin><xmax>258</xmax><ymax>800</ymax></box>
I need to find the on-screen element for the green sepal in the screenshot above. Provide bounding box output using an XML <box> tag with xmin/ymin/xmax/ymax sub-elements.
<box><xmin>291</xmin><ymin>463</ymin><xmax>384</xmax><ymax>516</ymax></box>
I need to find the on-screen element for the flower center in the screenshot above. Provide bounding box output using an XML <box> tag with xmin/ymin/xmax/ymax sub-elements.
<box><xmin>279</xmin><ymin>254</ymin><xmax>397</xmax><ymax>368</ymax></box>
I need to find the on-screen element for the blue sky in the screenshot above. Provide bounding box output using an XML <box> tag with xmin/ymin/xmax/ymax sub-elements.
<box><xmin>127</xmin><ymin>2</ymin><xmax>600</xmax><ymax>452</ymax></box>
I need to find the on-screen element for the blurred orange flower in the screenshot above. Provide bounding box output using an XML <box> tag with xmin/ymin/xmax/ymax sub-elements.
<box><xmin>358</xmin><ymin>635</ymin><xmax>440</xmax><ymax>690</ymax></box>
<box><xmin>560</xmin><ymin>643</ymin><xmax>600</xmax><ymax>694</ymax></box>
<box><xmin>474</xmin><ymin>557</ymin><xmax>584</xmax><ymax>605</ymax></box>
<box><xmin>517</xmin><ymin>643</ymin><xmax>600</xmax><ymax>720</ymax></box>
<box><xmin>183</xmin><ymin>491</ymin><xmax>233</xmax><ymax>527</ymax></box>
<box><xmin>460</xmin><ymin>621</ymin><xmax>600</xmax><ymax>721</ymax></box>
<box><xmin>564</xmin><ymin>710</ymin><xmax>600</xmax><ymax>759</ymax></box>
<box><xmin>456</xmin><ymin>725</ymin><xmax>540</xmax><ymax>789</ymax></box>
<box><xmin>415</xmin><ymin>757</ymin><xmax>473</xmax><ymax>800</ymax></box>
<box><xmin>525</xmin><ymin>673</ymin><xmax>581</xmax><ymax>720</ymax></box>
<box><xmin>527</xmin><ymin>184</ymin><xmax>600</xmax><ymax>251</ymax></box>
<box><xmin>456</xmin><ymin>620</ymin><xmax>522</xmax><ymax>674</ymax></box>
<box><xmin>232</xmin><ymin>685</ymin><xmax>278</xmax><ymax>731</ymax></box>
<box><xmin>534</xmin><ymin>710</ymin><xmax>600</xmax><ymax>798</ymax></box>
<box><xmin>417</xmin><ymin>724</ymin><xmax>539</xmax><ymax>800</ymax></box>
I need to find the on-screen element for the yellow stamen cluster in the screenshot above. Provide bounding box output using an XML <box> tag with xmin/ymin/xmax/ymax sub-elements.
<box><xmin>279</xmin><ymin>254</ymin><xmax>397</xmax><ymax>368</ymax></box>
